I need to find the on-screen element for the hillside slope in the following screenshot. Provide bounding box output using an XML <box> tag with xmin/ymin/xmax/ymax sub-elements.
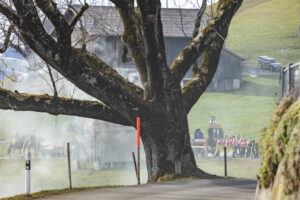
<box><xmin>226</xmin><ymin>0</ymin><xmax>300</xmax><ymax>65</ymax></box>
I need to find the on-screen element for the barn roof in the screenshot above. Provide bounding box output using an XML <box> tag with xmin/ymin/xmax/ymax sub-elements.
<box><xmin>51</xmin><ymin>5</ymin><xmax>208</xmax><ymax>38</ymax></box>
<box><xmin>44</xmin><ymin>5</ymin><xmax>245</xmax><ymax>61</ymax></box>
<box><xmin>93</xmin><ymin>120</ymin><xmax>135</xmax><ymax>134</ymax></box>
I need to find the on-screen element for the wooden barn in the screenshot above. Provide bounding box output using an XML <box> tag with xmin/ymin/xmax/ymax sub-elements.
<box><xmin>44</xmin><ymin>6</ymin><xmax>245</xmax><ymax>91</ymax></box>
<box><xmin>68</xmin><ymin>118</ymin><xmax>145</xmax><ymax>170</ymax></box>
<box><xmin>82</xmin><ymin>6</ymin><xmax>245</xmax><ymax>91</ymax></box>
<box><xmin>91</xmin><ymin>120</ymin><xmax>144</xmax><ymax>169</ymax></box>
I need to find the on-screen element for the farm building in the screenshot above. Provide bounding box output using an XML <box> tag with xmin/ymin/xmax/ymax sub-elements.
<box><xmin>92</xmin><ymin>120</ymin><xmax>144</xmax><ymax>168</ymax></box>
<box><xmin>183</xmin><ymin>48</ymin><xmax>245</xmax><ymax>91</ymax></box>
<box><xmin>68</xmin><ymin>118</ymin><xmax>144</xmax><ymax>170</ymax></box>
<box><xmin>85</xmin><ymin>6</ymin><xmax>245</xmax><ymax>91</ymax></box>
<box><xmin>44</xmin><ymin>6</ymin><xmax>245</xmax><ymax>92</ymax></box>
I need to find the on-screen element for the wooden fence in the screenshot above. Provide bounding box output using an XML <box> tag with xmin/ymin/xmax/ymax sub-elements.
<box><xmin>278</xmin><ymin>62</ymin><xmax>300</xmax><ymax>100</ymax></box>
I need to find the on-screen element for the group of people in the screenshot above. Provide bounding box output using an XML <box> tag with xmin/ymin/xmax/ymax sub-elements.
<box><xmin>214</xmin><ymin>134</ymin><xmax>259</xmax><ymax>159</ymax></box>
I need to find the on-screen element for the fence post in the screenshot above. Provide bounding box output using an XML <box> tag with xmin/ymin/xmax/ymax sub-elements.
<box><xmin>132</xmin><ymin>152</ymin><xmax>138</xmax><ymax>183</ymax></box>
<box><xmin>224</xmin><ymin>147</ymin><xmax>227</xmax><ymax>177</ymax></box>
<box><xmin>25</xmin><ymin>152</ymin><xmax>31</xmax><ymax>195</ymax></box>
<box><xmin>67</xmin><ymin>142</ymin><xmax>72</xmax><ymax>190</ymax></box>
<box><xmin>137</xmin><ymin>117</ymin><xmax>141</xmax><ymax>185</ymax></box>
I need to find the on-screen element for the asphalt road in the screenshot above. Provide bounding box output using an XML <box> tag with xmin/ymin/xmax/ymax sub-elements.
<box><xmin>40</xmin><ymin>179</ymin><xmax>257</xmax><ymax>200</ymax></box>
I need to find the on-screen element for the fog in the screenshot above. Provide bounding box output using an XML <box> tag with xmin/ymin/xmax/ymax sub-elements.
<box><xmin>0</xmin><ymin>57</ymin><xmax>146</xmax><ymax>198</ymax></box>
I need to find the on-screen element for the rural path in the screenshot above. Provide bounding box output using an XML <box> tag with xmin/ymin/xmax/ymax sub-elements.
<box><xmin>40</xmin><ymin>178</ymin><xmax>257</xmax><ymax>200</ymax></box>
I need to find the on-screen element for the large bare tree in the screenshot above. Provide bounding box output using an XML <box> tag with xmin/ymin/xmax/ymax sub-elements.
<box><xmin>0</xmin><ymin>0</ymin><xmax>243</xmax><ymax>182</ymax></box>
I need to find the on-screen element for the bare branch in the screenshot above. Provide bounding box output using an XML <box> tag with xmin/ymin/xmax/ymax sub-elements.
<box><xmin>0</xmin><ymin>87</ymin><xmax>131</xmax><ymax>126</ymax></box>
<box><xmin>35</xmin><ymin>0</ymin><xmax>72</xmax><ymax>52</ymax></box>
<box><xmin>0</xmin><ymin>24</ymin><xmax>15</xmax><ymax>53</ymax></box>
<box><xmin>69</xmin><ymin>3</ymin><xmax>89</xmax><ymax>31</ymax></box>
<box><xmin>69</xmin><ymin>4</ymin><xmax>87</xmax><ymax>50</ymax></box>
<box><xmin>192</xmin><ymin>0</ymin><xmax>207</xmax><ymax>38</ymax></box>
<box><xmin>8</xmin><ymin>41</ymin><xmax>28</xmax><ymax>58</ymax></box>
<box><xmin>177</xmin><ymin>7</ymin><xmax>189</xmax><ymax>42</ymax></box>
<box><xmin>181</xmin><ymin>0</ymin><xmax>244</xmax><ymax>113</ymax></box>
<box><xmin>170</xmin><ymin>0</ymin><xmax>243</xmax><ymax>84</ymax></box>
<box><xmin>46</xmin><ymin>64</ymin><xmax>58</xmax><ymax>97</ymax></box>
<box><xmin>0</xmin><ymin>2</ymin><xmax>20</xmax><ymax>25</ymax></box>
<box><xmin>12</xmin><ymin>0</ymin><xmax>57</xmax><ymax>53</ymax></box>
<box><xmin>35</xmin><ymin>0</ymin><xmax>68</xmax><ymax>31</ymax></box>
<box><xmin>191</xmin><ymin>0</ymin><xmax>207</xmax><ymax>75</ymax></box>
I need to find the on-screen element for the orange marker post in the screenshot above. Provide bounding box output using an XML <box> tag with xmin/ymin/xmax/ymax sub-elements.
<box><xmin>137</xmin><ymin>117</ymin><xmax>141</xmax><ymax>185</ymax></box>
<box><xmin>137</xmin><ymin>117</ymin><xmax>140</xmax><ymax>148</ymax></box>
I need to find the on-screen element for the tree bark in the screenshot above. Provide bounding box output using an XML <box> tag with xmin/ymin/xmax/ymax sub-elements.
<box><xmin>141</xmin><ymin>113</ymin><xmax>199</xmax><ymax>182</ymax></box>
<box><xmin>0</xmin><ymin>87</ymin><xmax>131</xmax><ymax>126</ymax></box>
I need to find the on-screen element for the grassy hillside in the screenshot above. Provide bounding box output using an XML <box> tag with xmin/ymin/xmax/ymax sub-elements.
<box><xmin>188</xmin><ymin>76</ymin><xmax>278</xmax><ymax>141</ymax></box>
<box><xmin>226</xmin><ymin>0</ymin><xmax>300</xmax><ymax>66</ymax></box>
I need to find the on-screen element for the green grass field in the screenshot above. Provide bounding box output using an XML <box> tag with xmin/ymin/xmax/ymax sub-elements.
<box><xmin>226</xmin><ymin>0</ymin><xmax>300</xmax><ymax>65</ymax></box>
<box><xmin>197</xmin><ymin>158</ymin><xmax>260</xmax><ymax>179</ymax></box>
<box><xmin>188</xmin><ymin>75</ymin><xmax>278</xmax><ymax>140</ymax></box>
<box><xmin>0</xmin><ymin>159</ymin><xmax>147</xmax><ymax>198</ymax></box>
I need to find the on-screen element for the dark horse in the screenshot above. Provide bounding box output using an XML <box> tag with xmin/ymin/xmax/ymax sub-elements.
<box><xmin>7</xmin><ymin>134</ymin><xmax>40</xmax><ymax>158</ymax></box>
<box><xmin>7</xmin><ymin>136</ymin><xmax>26</xmax><ymax>158</ymax></box>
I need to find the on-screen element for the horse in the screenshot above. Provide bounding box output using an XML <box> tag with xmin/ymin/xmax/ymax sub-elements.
<box><xmin>7</xmin><ymin>136</ymin><xmax>26</xmax><ymax>158</ymax></box>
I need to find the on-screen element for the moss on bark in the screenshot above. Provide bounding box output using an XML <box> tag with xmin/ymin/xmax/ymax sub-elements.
<box><xmin>256</xmin><ymin>96</ymin><xmax>300</xmax><ymax>199</ymax></box>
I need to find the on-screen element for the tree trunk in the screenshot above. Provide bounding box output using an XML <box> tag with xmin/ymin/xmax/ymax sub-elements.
<box><xmin>141</xmin><ymin>112</ymin><xmax>200</xmax><ymax>182</ymax></box>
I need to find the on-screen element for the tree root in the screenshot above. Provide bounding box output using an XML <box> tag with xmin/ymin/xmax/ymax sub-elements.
<box><xmin>157</xmin><ymin>168</ymin><xmax>219</xmax><ymax>182</ymax></box>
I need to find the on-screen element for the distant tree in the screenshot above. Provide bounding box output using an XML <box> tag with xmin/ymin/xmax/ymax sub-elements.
<box><xmin>0</xmin><ymin>0</ymin><xmax>243</xmax><ymax>182</ymax></box>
